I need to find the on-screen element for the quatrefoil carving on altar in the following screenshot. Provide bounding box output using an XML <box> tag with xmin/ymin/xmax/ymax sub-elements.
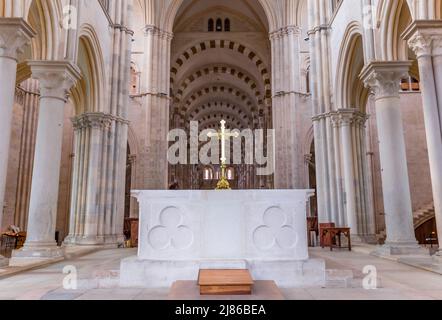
<box><xmin>253</xmin><ymin>207</ymin><xmax>298</xmax><ymax>250</ymax></box>
<box><xmin>148</xmin><ymin>207</ymin><xmax>194</xmax><ymax>250</ymax></box>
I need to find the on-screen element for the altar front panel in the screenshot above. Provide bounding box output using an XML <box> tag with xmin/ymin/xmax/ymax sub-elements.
<box><xmin>134</xmin><ymin>190</ymin><xmax>313</xmax><ymax>262</ymax></box>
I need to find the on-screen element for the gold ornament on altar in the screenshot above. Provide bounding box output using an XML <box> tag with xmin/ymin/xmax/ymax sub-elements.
<box><xmin>207</xmin><ymin>120</ymin><xmax>239</xmax><ymax>190</ymax></box>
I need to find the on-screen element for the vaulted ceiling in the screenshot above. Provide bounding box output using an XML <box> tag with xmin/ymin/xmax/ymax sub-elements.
<box><xmin>169</xmin><ymin>0</ymin><xmax>271</xmax><ymax>132</ymax></box>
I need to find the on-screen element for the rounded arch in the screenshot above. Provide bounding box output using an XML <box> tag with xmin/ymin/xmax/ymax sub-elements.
<box><xmin>173</xmin><ymin>64</ymin><xmax>266</xmax><ymax>105</ymax></box>
<box><xmin>336</xmin><ymin>22</ymin><xmax>369</xmax><ymax>111</ymax></box>
<box><xmin>71</xmin><ymin>24</ymin><xmax>106</xmax><ymax>115</ymax></box>
<box><xmin>170</xmin><ymin>39</ymin><xmax>271</xmax><ymax>97</ymax></box>
<box><xmin>25</xmin><ymin>0</ymin><xmax>63</xmax><ymax>60</ymax></box>
<box><xmin>180</xmin><ymin>84</ymin><xmax>257</xmax><ymax>117</ymax></box>
<box><xmin>15</xmin><ymin>0</ymin><xmax>63</xmax><ymax>82</ymax></box>
<box><xmin>378</xmin><ymin>0</ymin><xmax>413</xmax><ymax>61</ymax></box>
<box><xmin>161</xmin><ymin>0</ymin><xmax>277</xmax><ymax>33</ymax></box>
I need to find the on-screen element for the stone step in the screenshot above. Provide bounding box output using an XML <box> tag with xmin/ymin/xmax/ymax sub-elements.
<box><xmin>77</xmin><ymin>269</ymin><xmax>121</xmax><ymax>290</ymax></box>
<box><xmin>325</xmin><ymin>269</ymin><xmax>354</xmax><ymax>288</ymax></box>
<box><xmin>325</xmin><ymin>269</ymin><xmax>383</xmax><ymax>289</ymax></box>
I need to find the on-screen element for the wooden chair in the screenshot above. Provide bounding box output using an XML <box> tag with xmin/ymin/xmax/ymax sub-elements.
<box><xmin>15</xmin><ymin>232</ymin><xmax>27</xmax><ymax>249</ymax></box>
<box><xmin>319</xmin><ymin>223</ymin><xmax>335</xmax><ymax>248</ymax></box>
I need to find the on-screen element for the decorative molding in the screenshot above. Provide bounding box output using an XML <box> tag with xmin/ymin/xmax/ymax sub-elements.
<box><xmin>313</xmin><ymin>109</ymin><xmax>368</xmax><ymax>126</ymax></box>
<box><xmin>0</xmin><ymin>18</ymin><xmax>36</xmax><ymax>61</ymax></box>
<box><xmin>330</xmin><ymin>109</ymin><xmax>369</xmax><ymax>128</ymax></box>
<box><xmin>360</xmin><ymin>61</ymin><xmax>412</xmax><ymax>100</ymax></box>
<box><xmin>72</xmin><ymin>112</ymin><xmax>130</xmax><ymax>130</ymax></box>
<box><xmin>28</xmin><ymin>60</ymin><xmax>81</xmax><ymax>102</ymax></box>
<box><xmin>269</xmin><ymin>25</ymin><xmax>301</xmax><ymax>40</ymax></box>
<box><xmin>403</xmin><ymin>20</ymin><xmax>442</xmax><ymax>58</ymax></box>
<box><xmin>144</xmin><ymin>25</ymin><xmax>174</xmax><ymax>41</ymax></box>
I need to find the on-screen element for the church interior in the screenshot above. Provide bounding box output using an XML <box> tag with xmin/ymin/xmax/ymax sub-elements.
<box><xmin>0</xmin><ymin>0</ymin><xmax>442</xmax><ymax>300</ymax></box>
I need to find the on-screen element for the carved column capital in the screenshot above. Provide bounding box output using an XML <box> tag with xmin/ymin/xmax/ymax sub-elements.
<box><xmin>29</xmin><ymin>60</ymin><xmax>81</xmax><ymax>102</ymax></box>
<box><xmin>360</xmin><ymin>61</ymin><xmax>411</xmax><ymax>100</ymax></box>
<box><xmin>144</xmin><ymin>24</ymin><xmax>174</xmax><ymax>41</ymax></box>
<box><xmin>0</xmin><ymin>18</ymin><xmax>35</xmax><ymax>61</ymax></box>
<box><xmin>72</xmin><ymin>112</ymin><xmax>114</xmax><ymax>130</ymax></box>
<box><xmin>270</xmin><ymin>25</ymin><xmax>301</xmax><ymax>41</ymax></box>
<box><xmin>330</xmin><ymin>109</ymin><xmax>368</xmax><ymax>128</ymax></box>
<box><xmin>403</xmin><ymin>20</ymin><xmax>442</xmax><ymax>58</ymax></box>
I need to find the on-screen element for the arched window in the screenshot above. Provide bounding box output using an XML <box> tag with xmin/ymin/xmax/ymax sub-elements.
<box><xmin>410</xmin><ymin>77</ymin><xmax>420</xmax><ymax>91</ymax></box>
<box><xmin>208</xmin><ymin>19</ymin><xmax>214</xmax><ymax>32</ymax></box>
<box><xmin>227</xmin><ymin>167</ymin><xmax>235</xmax><ymax>180</ymax></box>
<box><xmin>204</xmin><ymin>167</ymin><xmax>213</xmax><ymax>180</ymax></box>
<box><xmin>224</xmin><ymin>19</ymin><xmax>231</xmax><ymax>32</ymax></box>
<box><xmin>216</xmin><ymin>18</ymin><xmax>223</xmax><ymax>32</ymax></box>
<box><xmin>400</xmin><ymin>76</ymin><xmax>420</xmax><ymax>92</ymax></box>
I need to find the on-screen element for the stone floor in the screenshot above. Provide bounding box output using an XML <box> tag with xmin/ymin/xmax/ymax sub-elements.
<box><xmin>0</xmin><ymin>247</ymin><xmax>440</xmax><ymax>300</ymax></box>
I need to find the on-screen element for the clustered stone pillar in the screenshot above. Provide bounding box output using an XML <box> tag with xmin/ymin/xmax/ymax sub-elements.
<box><xmin>404</xmin><ymin>21</ymin><xmax>442</xmax><ymax>259</ymax></box>
<box><xmin>14</xmin><ymin>79</ymin><xmax>40</xmax><ymax>230</ymax></box>
<box><xmin>361</xmin><ymin>61</ymin><xmax>421</xmax><ymax>255</ymax></box>
<box><xmin>331</xmin><ymin>109</ymin><xmax>376</xmax><ymax>241</ymax></box>
<box><xmin>0</xmin><ymin>18</ymin><xmax>35</xmax><ymax>266</ymax></box>
<box><xmin>65</xmin><ymin>113</ymin><xmax>109</xmax><ymax>246</ymax></box>
<box><xmin>140</xmin><ymin>25</ymin><xmax>173</xmax><ymax>189</ymax></box>
<box><xmin>308</xmin><ymin>0</ymin><xmax>339</xmax><ymax>224</ymax></box>
<box><xmin>270</xmin><ymin>25</ymin><xmax>304</xmax><ymax>189</ymax></box>
<box><xmin>0</xmin><ymin>19</ymin><xmax>35</xmax><ymax>228</ymax></box>
<box><xmin>335</xmin><ymin>111</ymin><xmax>358</xmax><ymax>236</ymax></box>
<box><xmin>65</xmin><ymin>0</ymin><xmax>133</xmax><ymax>247</ymax></box>
<box><xmin>11</xmin><ymin>61</ymin><xmax>80</xmax><ymax>264</ymax></box>
<box><xmin>64</xmin><ymin>113</ymin><xmax>130</xmax><ymax>246</ymax></box>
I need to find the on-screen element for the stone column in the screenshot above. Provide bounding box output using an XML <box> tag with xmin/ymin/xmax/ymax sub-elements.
<box><xmin>14</xmin><ymin>79</ymin><xmax>40</xmax><ymax>231</ymax></box>
<box><xmin>308</xmin><ymin>0</ymin><xmax>338</xmax><ymax>223</ymax></box>
<box><xmin>332</xmin><ymin>109</ymin><xmax>376</xmax><ymax>242</ymax></box>
<box><xmin>403</xmin><ymin>21</ymin><xmax>442</xmax><ymax>259</ymax></box>
<box><xmin>64</xmin><ymin>113</ymin><xmax>113</xmax><ymax>246</ymax></box>
<box><xmin>128</xmin><ymin>155</ymin><xmax>138</xmax><ymax>219</ymax></box>
<box><xmin>139</xmin><ymin>25</ymin><xmax>173</xmax><ymax>190</ymax></box>
<box><xmin>0</xmin><ymin>18</ymin><xmax>34</xmax><ymax>229</ymax></box>
<box><xmin>331</xmin><ymin>116</ymin><xmax>345</xmax><ymax>226</ymax></box>
<box><xmin>11</xmin><ymin>61</ymin><xmax>80</xmax><ymax>264</ymax></box>
<box><xmin>0</xmin><ymin>18</ymin><xmax>34</xmax><ymax>266</ymax></box>
<box><xmin>270</xmin><ymin>26</ymin><xmax>304</xmax><ymax>189</ymax></box>
<box><xmin>361</xmin><ymin>61</ymin><xmax>421</xmax><ymax>255</ymax></box>
<box><xmin>335</xmin><ymin>111</ymin><xmax>358</xmax><ymax>235</ymax></box>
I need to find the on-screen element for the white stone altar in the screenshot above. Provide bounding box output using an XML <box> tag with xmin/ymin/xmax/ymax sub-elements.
<box><xmin>120</xmin><ymin>190</ymin><xmax>325</xmax><ymax>288</ymax></box>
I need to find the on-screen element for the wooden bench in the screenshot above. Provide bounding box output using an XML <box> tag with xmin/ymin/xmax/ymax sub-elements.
<box><xmin>198</xmin><ymin>269</ymin><xmax>254</xmax><ymax>295</ymax></box>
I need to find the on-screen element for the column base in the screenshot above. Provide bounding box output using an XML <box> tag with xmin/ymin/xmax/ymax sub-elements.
<box><xmin>360</xmin><ymin>234</ymin><xmax>379</xmax><ymax>245</ymax></box>
<box><xmin>372</xmin><ymin>241</ymin><xmax>426</xmax><ymax>257</ymax></box>
<box><xmin>0</xmin><ymin>255</ymin><xmax>8</xmax><ymax>267</ymax></box>
<box><xmin>120</xmin><ymin>257</ymin><xmax>326</xmax><ymax>289</ymax></box>
<box><xmin>63</xmin><ymin>235</ymin><xmax>122</xmax><ymax>248</ymax></box>
<box><xmin>9</xmin><ymin>242</ymin><xmax>64</xmax><ymax>267</ymax></box>
<box><xmin>350</xmin><ymin>234</ymin><xmax>368</xmax><ymax>244</ymax></box>
<box><xmin>433</xmin><ymin>251</ymin><xmax>442</xmax><ymax>263</ymax></box>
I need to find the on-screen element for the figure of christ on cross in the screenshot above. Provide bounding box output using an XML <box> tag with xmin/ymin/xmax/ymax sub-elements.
<box><xmin>207</xmin><ymin>120</ymin><xmax>239</xmax><ymax>190</ymax></box>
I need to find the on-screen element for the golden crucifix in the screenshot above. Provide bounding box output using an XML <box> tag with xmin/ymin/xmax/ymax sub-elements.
<box><xmin>207</xmin><ymin>120</ymin><xmax>239</xmax><ymax>190</ymax></box>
